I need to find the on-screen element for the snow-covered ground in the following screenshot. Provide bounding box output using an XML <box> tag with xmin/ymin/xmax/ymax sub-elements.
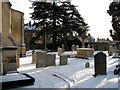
<box><xmin>17</xmin><ymin>50</ymin><xmax>119</xmax><ymax>88</ymax></box>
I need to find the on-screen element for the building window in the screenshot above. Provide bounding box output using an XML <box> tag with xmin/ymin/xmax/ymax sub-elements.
<box><xmin>25</xmin><ymin>33</ymin><xmax>29</xmax><ymax>38</ymax></box>
<box><xmin>33</xmin><ymin>33</ymin><xmax>36</xmax><ymax>37</ymax></box>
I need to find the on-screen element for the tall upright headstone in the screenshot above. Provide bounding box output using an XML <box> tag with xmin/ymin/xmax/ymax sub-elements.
<box><xmin>94</xmin><ymin>52</ymin><xmax>107</xmax><ymax>77</ymax></box>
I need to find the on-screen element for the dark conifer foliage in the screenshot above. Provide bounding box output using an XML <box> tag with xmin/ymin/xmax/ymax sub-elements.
<box><xmin>30</xmin><ymin>1</ymin><xmax>89</xmax><ymax>44</ymax></box>
<box><xmin>108</xmin><ymin>1</ymin><xmax>120</xmax><ymax>41</ymax></box>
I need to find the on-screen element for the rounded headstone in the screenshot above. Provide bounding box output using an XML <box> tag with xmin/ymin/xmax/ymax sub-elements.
<box><xmin>85</xmin><ymin>62</ymin><xmax>90</xmax><ymax>68</ymax></box>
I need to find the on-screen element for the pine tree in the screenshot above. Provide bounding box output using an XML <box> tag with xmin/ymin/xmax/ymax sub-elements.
<box><xmin>108</xmin><ymin>1</ymin><xmax>120</xmax><ymax>41</ymax></box>
<box><xmin>30</xmin><ymin>1</ymin><xmax>89</xmax><ymax>47</ymax></box>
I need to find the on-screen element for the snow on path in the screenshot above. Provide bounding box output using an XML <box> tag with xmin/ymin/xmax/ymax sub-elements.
<box><xmin>17</xmin><ymin>51</ymin><xmax>119</xmax><ymax>88</ymax></box>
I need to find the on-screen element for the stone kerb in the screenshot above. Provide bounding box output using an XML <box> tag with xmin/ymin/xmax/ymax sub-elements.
<box><xmin>36</xmin><ymin>51</ymin><xmax>47</xmax><ymax>68</ymax></box>
<box><xmin>60</xmin><ymin>54</ymin><xmax>68</xmax><ymax>65</ymax></box>
<box><xmin>47</xmin><ymin>53</ymin><xmax>56</xmax><ymax>66</ymax></box>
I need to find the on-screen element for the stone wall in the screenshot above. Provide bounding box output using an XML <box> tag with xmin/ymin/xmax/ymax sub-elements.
<box><xmin>0</xmin><ymin>0</ymin><xmax>2</xmax><ymax>75</ymax></box>
<box><xmin>93</xmin><ymin>42</ymin><xmax>109</xmax><ymax>51</ymax></box>
<box><xmin>11</xmin><ymin>9</ymin><xmax>26</xmax><ymax>57</ymax></box>
<box><xmin>11</xmin><ymin>9</ymin><xmax>24</xmax><ymax>46</ymax></box>
<box><xmin>2</xmin><ymin>2</ymin><xmax>13</xmax><ymax>46</ymax></box>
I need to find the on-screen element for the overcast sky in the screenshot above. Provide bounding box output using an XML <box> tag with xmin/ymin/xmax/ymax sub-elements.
<box><xmin>9</xmin><ymin>0</ymin><xmax>113</xmax><ymax>40</ymax></box>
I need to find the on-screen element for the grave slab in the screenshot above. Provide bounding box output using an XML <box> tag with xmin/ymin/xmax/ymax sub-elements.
<box><xmin>1</xmin><ymin>72</ymin><xmax>35</xmax><ymax>89</ymax></box>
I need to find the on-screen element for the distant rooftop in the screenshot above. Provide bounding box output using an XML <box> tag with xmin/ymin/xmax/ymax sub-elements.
<box><xmin>24</xmin><ymin>25</ymin><xmax>41</xmax><ymax>30</ymax></box>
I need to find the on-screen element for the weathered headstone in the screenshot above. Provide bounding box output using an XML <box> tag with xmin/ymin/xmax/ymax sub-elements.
<box><xmin>109</xmin><ymin>45</ymin><xmax>113</xmax><ymax>56</ymax></box>
<box><xmin>32</xmin><ymin>50</ymin><xmax>37</xmax><ymax>64</ymax></box>
<box><xmin>47</xmin><ymin>54</ymin><xmax>56</xmax><ymax>66</ymax></box>
<box><xmin>113</xmin><ymin>46</ymin><xmax>119</xmax><ymax>58</ymax></box>
<box><xmin>76</xmin><ymin>45</ymin><xmax>79</xmax><ymax>51</ymax></box>
<box><xmin>87</xmin><ymin>44</ymin><xmax>90</xmax><ymax>48</ymax></box>
<box><xmin>94</xmin><ymin>52</ymin><xmax>107</xmax><ymax>77</ymax></box>
<box><xmin>36</xmin><ymin>51</ymin><xmax>47</xmax><ymax>68</ymax></box>
<box><xmin>60</xmin><ymin>54</ymin><xmax>68</xmax><ymax>65</ymax></box>
<box><xmin>71</xmin><ymin>45</ymin><xmax>75</xmax><ymax>51</ymax></box>
<box><xmin>58</xmin><ymin>47</ymin><xmax>63</xmax><ymax>56</ymax></box>
<box><xmin>85</xmin><ymin>62</ymin><xmax>90</xmax><ymax>68</ymax></box>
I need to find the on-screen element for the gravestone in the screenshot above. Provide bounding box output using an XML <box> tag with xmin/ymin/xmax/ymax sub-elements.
<box><xmin>62</xmin><ymin>44</ymin><xmax>65</xmax><ymax>52</ymax></box>
<box><xmin>32</xmin><ymin>50</ymin><xmax>37</xmax><ymax>64</ymax></box>
<box><xmin>76</xmin><ymin>45</ymin><xmax>79</xmax><ymax>51</ymax></box>
<box><xmin>94</xmin><ymin>52</ymin><xmax>107</xmax><ymax>77</ymax></box>
<box><xmin>36</xmin><ymin>51</ymin><xmax>47</xmax><ymax>68</ymax></box>
<box><xmin>87</xmin><ymin>44</ymin><xmax>90</xmax><ymax>48</ymax></box>
<box><xmin>109</xmin><ymin>45</ymin><xmax>113</xmax><ymax>56</ymax></box>
<box><xmin>85</xmin><ymin>62</ymin><xmax>90</xmax><ymax>68</ymax></box>
<box><xmin>113</xmin><ymin>46</ymin><xmax>119</xmax><ymax>58</ymax></box>
<box><xmin>58</xmin><ymin>47</ymin><xmax>63</xmax><ymax>56</ymax></box>
<box><xmin>60</xmin><ymin>54</ymin><xmax>68</xmax><ymax>65</ymax></box>
<box><xmin>47</xmin><ymin>53</ymin><xmax>56</xmax><ymax>66</ymax></box>
<box><xmin>71</xmin><ymin>45</ymin><xmax>75</xmax><ymax>51</ymax></box>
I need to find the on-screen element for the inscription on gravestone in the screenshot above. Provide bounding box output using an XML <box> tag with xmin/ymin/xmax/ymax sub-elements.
<box><xmin>94</xmin><ymin>52</ymin><xmax>107</xmax><ymax>77</ymax></box>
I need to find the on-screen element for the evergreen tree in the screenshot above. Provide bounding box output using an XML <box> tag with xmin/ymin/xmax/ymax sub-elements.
<box><xmin>107</xmin><ymin>1</ymin><xmax>120</xmax><ymax>41</ymax></box>
<box><xmin>30</xmin><ymin>1</ymin><xmax>89</xmax><ymax>47</ymax></box>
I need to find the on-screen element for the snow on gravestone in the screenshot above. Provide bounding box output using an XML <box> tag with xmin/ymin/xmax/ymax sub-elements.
<box><xmin>94</xmin><ymin>52</ymin><xmax>107</xmax><ymax>77</ymax></box>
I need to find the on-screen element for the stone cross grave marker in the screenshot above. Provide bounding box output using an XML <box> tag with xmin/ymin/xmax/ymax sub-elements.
<box><xmin>94</xmin><ymin>52</ymin><xmax>107</xmax><ymax>77</ymax></box>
